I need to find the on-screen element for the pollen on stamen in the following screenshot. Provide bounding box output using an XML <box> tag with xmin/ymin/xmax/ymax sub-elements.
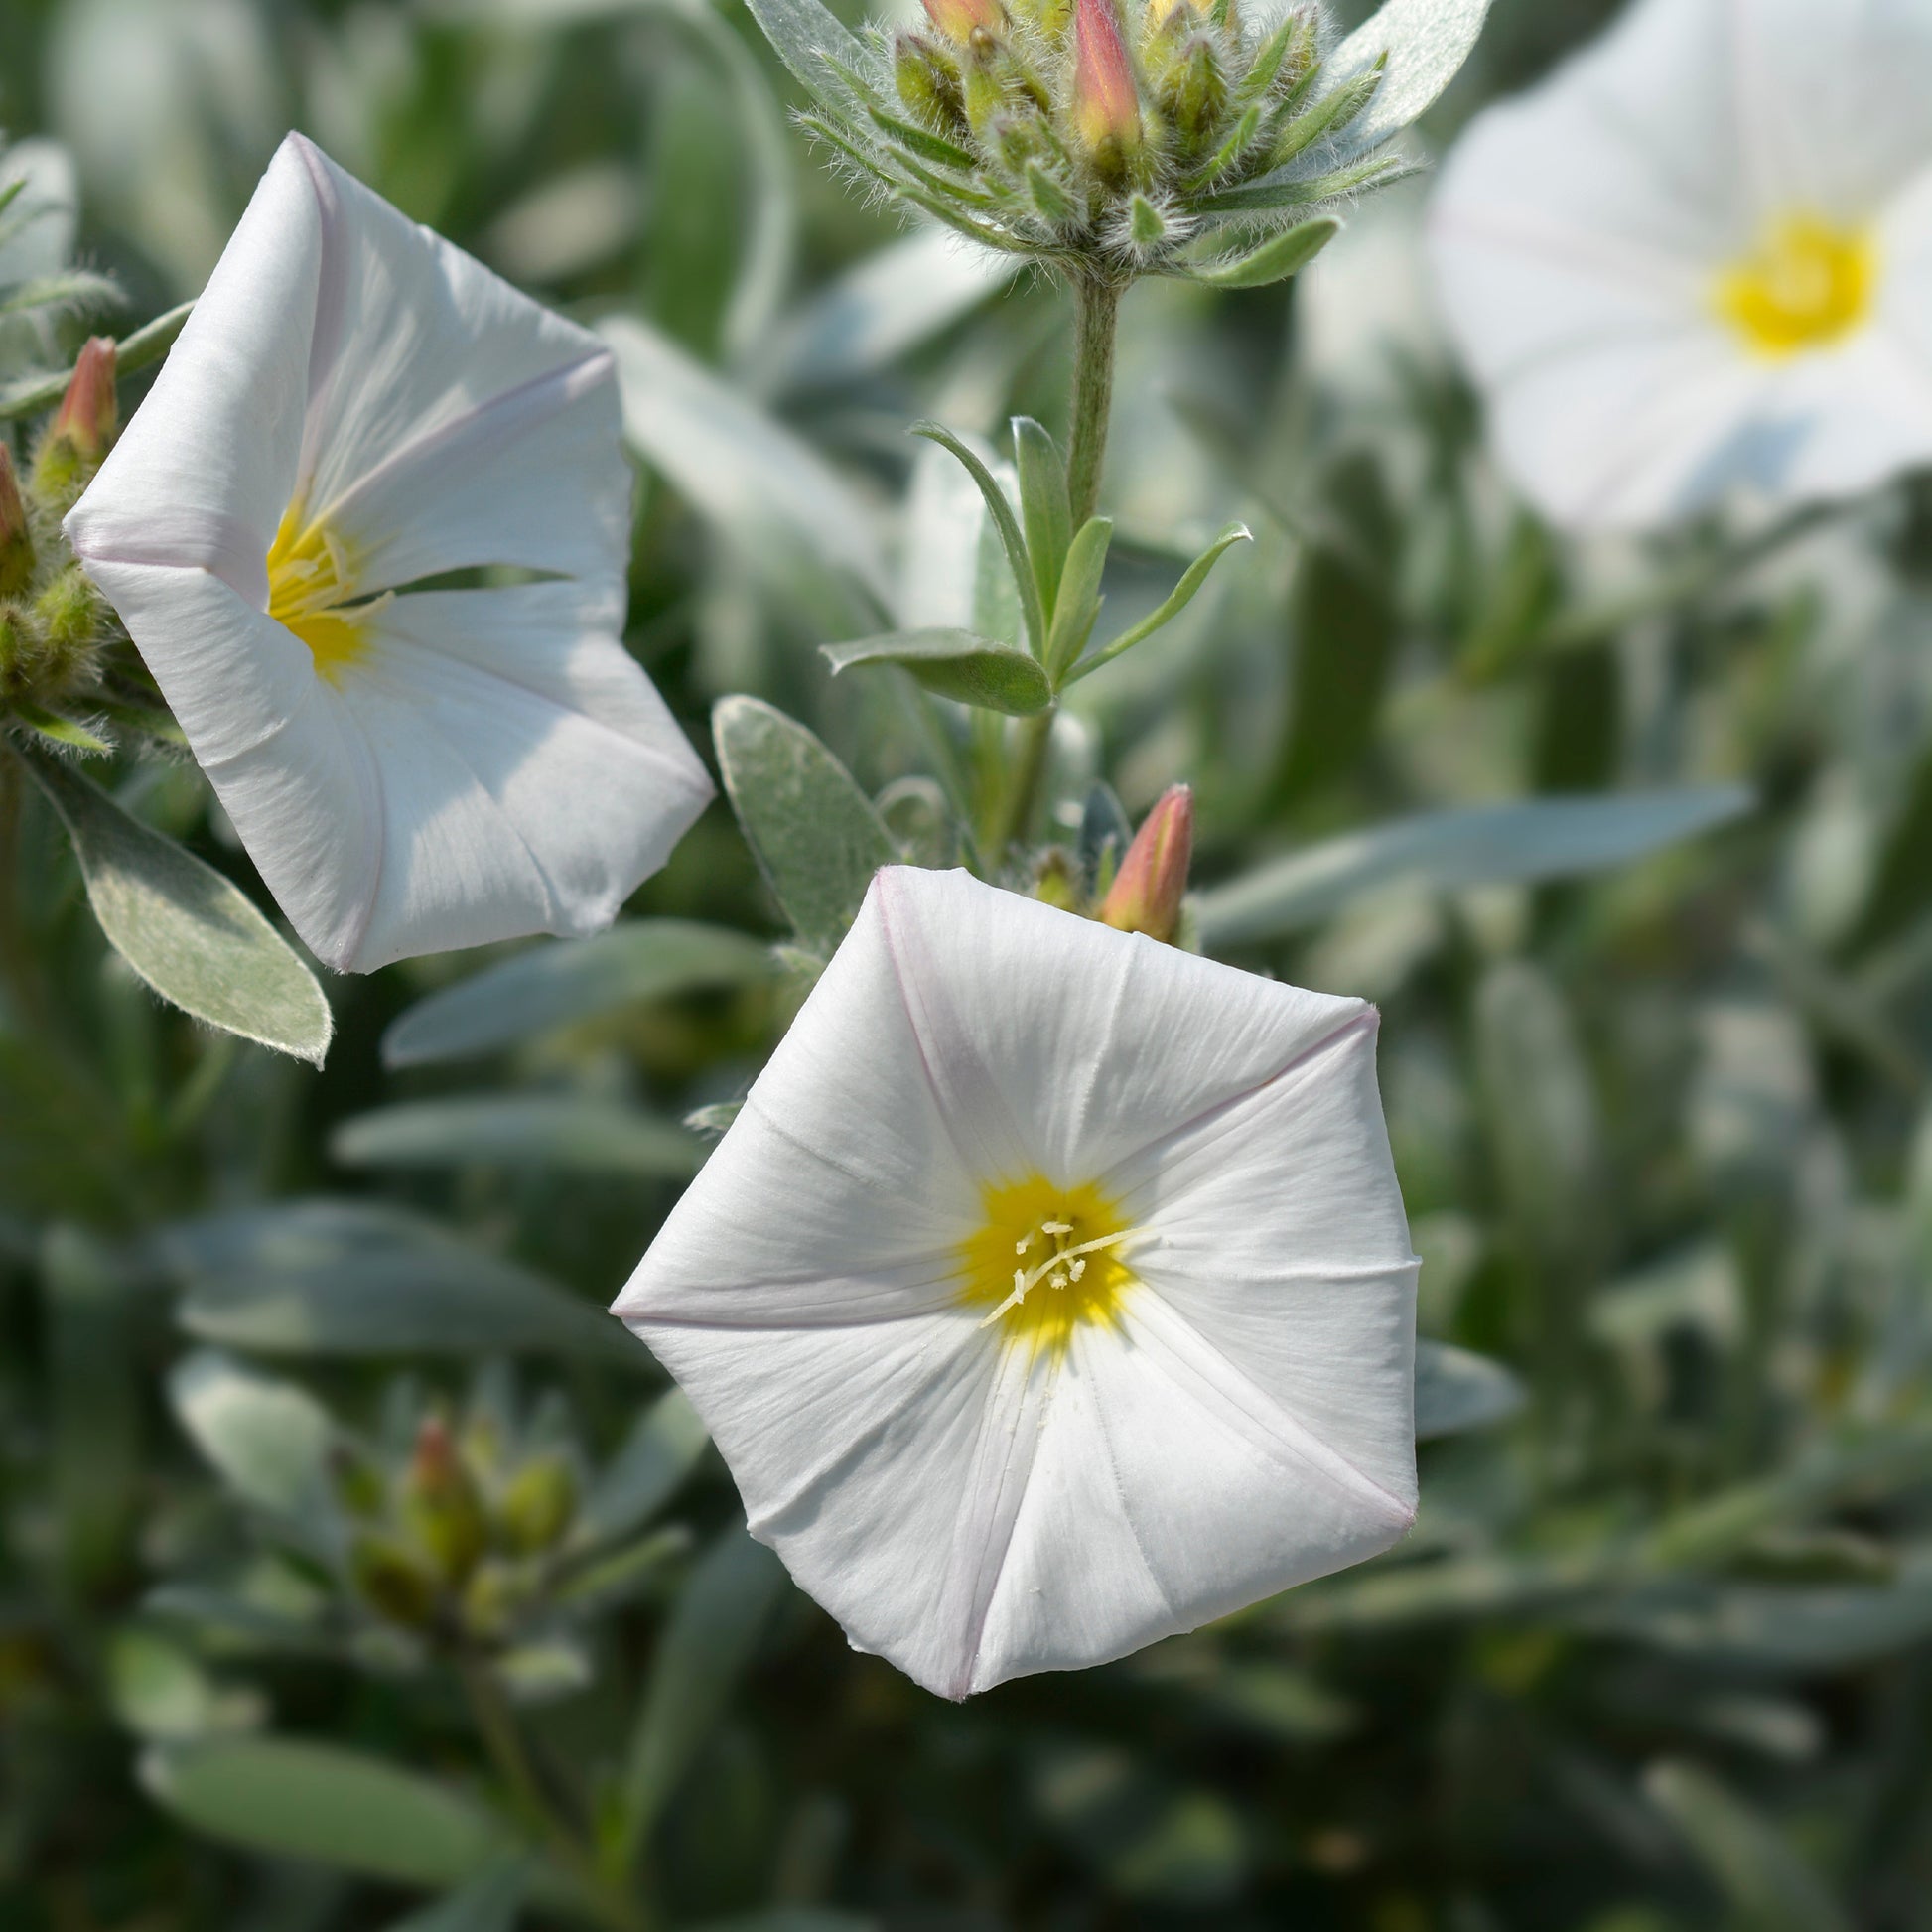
<box><xmin>958</xmin><ymin>1177</ymin><xmax>1144</xmax><ymax>1356</ymax></box>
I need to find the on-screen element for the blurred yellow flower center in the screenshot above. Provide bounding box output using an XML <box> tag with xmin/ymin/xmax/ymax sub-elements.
<box><xmin>1716</xmin><ymin>213</ymin><xmax>1875</xmax><ymax>359</ymax></box>
<box><xmin>266</xmin><ymin>504</ymin><xmax>378</xmax><ymax>683</ymax></box>
<box><xmin>958</xmin><ymin>1175</ymin><xmax>1140</xmax><ymax>1358</ymax></box>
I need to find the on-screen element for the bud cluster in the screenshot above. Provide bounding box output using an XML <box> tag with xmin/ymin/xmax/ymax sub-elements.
<box><xmin>0</xmin><ymin>340</ymin><xmax>119</xmax><ymax>734</ymax></box>
<box><xmin>336</xmin><ymin>1398</ymin><xmax>599</xmax><ymax>1653</ymax></box>
<box><xmin>810</xmin><ymin>0</ymin><xmax>1402</xmax><ymax>281</ymax></box>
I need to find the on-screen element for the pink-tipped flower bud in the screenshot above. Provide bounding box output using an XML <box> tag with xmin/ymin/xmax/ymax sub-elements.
<box><xmin>923</xmin><ymin>0</ymin><xmax>1005</xmax><ymax>43</ymax></box>
<box><xmin>1099</xmin><ymin>783</ymin><xmax>1193</xmax><ymax>944</ymax></box>
<box><xmin>52</xmin><ymin>337</ymin><xmax>118</xmax><ymax>463</ymax></box>
<box><xmin>0</xmin><ymin>448</ymin><xmax>33</xmax><ymax>599</ymax></box>
<box><xmin>1071</xmin><ymin>0</ymin><xmax>1143</xmax><ymax>166</ymax></box>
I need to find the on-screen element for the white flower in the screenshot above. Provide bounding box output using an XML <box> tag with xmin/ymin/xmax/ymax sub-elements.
<box><xmin>1429</xmin><ymin>0</ymin><xmax>1932</xmax><ymax>531</ymax></box>
<box><xmin>66</xmin><ymin>133</ymin><xmax>712</xmax><ymax>972</ymax></box>
<box><xmin>614</xmin><ymin>867</ymin><xmax>1418</xmax><ymax>1699</ymax></box>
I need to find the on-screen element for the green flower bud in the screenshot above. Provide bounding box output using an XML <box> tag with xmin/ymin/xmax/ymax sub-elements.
<box><xmin>1162</xmin><ymin>36</ymin><xmax>1227</xmax><ymax>142</ymax></box>
<box><xmin>35</xmin><ymin>568</ymin><xmax>100</xmax><ymax>659</ymax></box>
<box><xmin>895</xmin><ymin>33</ymin><xmax>970</xmax><ymax>137</ymax></box>
<box><xmin>350</xmin><ymin>1534</ymin><xmax>440</xmax><ymax>1629</ymax></box>
<box><xmin>496</xmin><ymin>1452</ymin><xmax>578</xmax><ymax>1557</ymax></box>
<box><xmin>403</xmin><ymin>1416</ymin><xmax>486</xmax><ymax>1587</ymax></box>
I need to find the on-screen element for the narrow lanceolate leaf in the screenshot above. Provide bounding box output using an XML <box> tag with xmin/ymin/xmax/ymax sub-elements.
<box><xmin>1045</xmin><ymin>517</ymin><xmax>1114</xmax><ymax>680</ymax></box>
<box><xmin>1326</xmin><ymin>0</ymin><xmax>1493</xmax><ymax>160</ymax></box>
<box><xmin>0</xmin><ymin>301</ymin><xmax>195</xmax><ymax>422</ymax></box>
<box><xmin>1195</xmin><ymin>786</ymin><xmax>1755</xmax><ymax>949</ymax></box>
<box><xmin>1192</xmin><ymin>151</ymin><xmax>1417</xmax><ymax>216</ymax></box>
<box><xmin>380</xmin><ymin>1863</ymin><xmax>529</xmax><ymax>1932</ymax></box>
<box><xmin>161</xmin><ymin>1199</ymin><xmax>643</xmax><ymax>1370</ymax></box>
<box><xmin>823</xmin><ymin>629</ymin><xmax>1053</xmax><ymax>716</ymax></box>
<box><xmin>714</xmin><ymin>697</ymin><xmax>896</xmax><ymax>957</ymax></box>
<box><xmin>0</xmin><ymin>267</ymin><xmax>120</xmax><ymax>320</ymax></box>
<box><xmin>142</xmin><ymin>1737</ymin><xmax>503</xmax><ymax>1890</ymax></box>
<box><xmin>330</xmin><ymin>1096</ymin><xmax>704</xmax><ymax>1180</ymax></box>
<box><xmin>617</xmin><ymin>1528</ymin><xmax>787</xmax><ymax>1861</ymax></box>
<box><xmin>1413</xmin><ymin>1342</ymin><xmax>1526</xmax><ymax>1441</ymax></box>
<box><xmin>600</xmin><ymin>315</ymin><xmax>890</xmax><ymax>613</ymax></box>
<box><xmin>382</xmin><ymin>921</ymin><xmax>772</xmax><ymax>1069</ymax></box>
<box><xmin>1062</xmin><ymin>523</ymin><xmax>1252</xmax><ymax>685</ymax></box>
<box><xmin>1642</xmin><ymin>1761</ymin><xmax>1851</xmax><ymax>1932</ymax></box>
<box><xmin>11</xmin><ymin>702</ymin><xmax>112</xmax><ymax>754</ymax></box>
<box><xmin>1013</xmin><ymin>417</ymin><xmax>1072</xmax><ymax>619</ymax></box>
<box><xmin>1188</xmin><ymin>217</ymin><xmax>1340</xmax><ymax>290</ymax></box>
<box><xmin>910</xmin><ymin>422</ymin><xmax>1048</xmax><ymax>660</ymax></box>
<box><xmin>22</xmin><ymin>749</ymin><xmax>332</xmax><ymax>1064</ymax></box>
<box><xmin>743</xmin><ymin>0</ymin><xmax>877</xmax><ymax>116</ymax></box>
<box><xmin>580</xmin><ymin>1388</ymin><xmax>711</xmax><ymax>1545</ymax></box>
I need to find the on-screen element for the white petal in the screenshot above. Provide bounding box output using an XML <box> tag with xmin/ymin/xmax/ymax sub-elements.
<box><xmin>65</xmin><ymin>137</ymin><xmax>321</xmax><ymax>600</ymax></box>
<box><xmin>868</xmin><ymin>866</ymin><xmax>1368</xmax><ymax>1183</ymax></box>
<box><xmin>969</xmin><ymin>1294</ymin><xmax>1415</xmax><ymax>1694</ymax></box>
<box><xmin>289</xmin><ymin>136</ymin><xmax>630</xmax><ymax>591</ymax></box>
<box><xmin>616</xmin><ymin>882</ymin><xmax>986</xmax><ymax>1316</ymax></box>
<box><xmin>75</xmin><ymin>559</ymin><xmax>382</xmax><ymax>968</ymax></box>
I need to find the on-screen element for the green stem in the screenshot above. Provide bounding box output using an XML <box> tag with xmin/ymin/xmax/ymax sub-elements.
<box><xmin>460</xmin><ymin>1652</ymin><xmax>649</xmax><ymax>1932</ymax></box>
<box><xmin>1064</xmin><ymin>274</ymin><xmax>1121</xmax><ymax>529</ymax></box>
<box><xmin>988</xmin><ymin>275</ymin><xmax>1123</xmax><ymax>856</ymax></box>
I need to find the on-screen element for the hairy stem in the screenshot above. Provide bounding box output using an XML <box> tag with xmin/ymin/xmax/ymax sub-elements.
<box><xmin>460</xmin><ymin>1651</ymin><xmax>649</xmax><ymax>1932</ymax></box>
<box><xmin>1064</xmin><ymin>274</ymin><xmax>1122</xmax><ymax>529</ymax></box>
<box><xmin>990</xmin><ymin>275</ymin><xmax>1123</xmax><ymax>856</ymax></box>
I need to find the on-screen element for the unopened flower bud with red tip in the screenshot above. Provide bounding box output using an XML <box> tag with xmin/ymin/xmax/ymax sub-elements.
<box><xmin>52</xmin><ymin>337</ymin><xmax>117</xmax><ymax>462</ymax></box>
<box><xmin>34</xmin><ymin>337</ymin><xmax>118</xmax><ymax>506</ymax></box>
<box><xmin>1098</xmin><ymin>783</ymin><xmax>1192</xmax><ymax>944</ymax></box>
<box><xmin>1070</xmin><ymin>0</ymin><xmax>1145</xmax><ymax>175</ymax></box>
<box><xmin>403</xmin><ymin>1414</ymin><xmax>486</xmax><ymax>1586</ymax></box>
<box><xmin>0</xmin><ymin>449</ymin><xmax>34</xmax><ymax>599</ymax></box>
<box><xmin>923</xmin><ymin>0</ymin><xmax>1005</xmax><ymax>43</ymax></box>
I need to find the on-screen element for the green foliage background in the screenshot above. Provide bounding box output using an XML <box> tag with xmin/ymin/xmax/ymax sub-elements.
<box><xmin>6</xmin><ymin>0</ymin><xmax>1932</xmax><ymax>1926</ymax></box>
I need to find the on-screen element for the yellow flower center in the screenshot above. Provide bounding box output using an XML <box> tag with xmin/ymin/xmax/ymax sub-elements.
<box><xmin>956</xmin><ymin>1174</ymin><xmax>1140</xmax><ymax>1359</ymax></box>
<box><xmin>1716</xmin><ymin>213</ymin><xmax>1876</xmax><ymax>359</ymax></box>
<box><xmin>266</xmin><ymin>504</ymin><xmax>378</xmax><ymax>683</ymax></box>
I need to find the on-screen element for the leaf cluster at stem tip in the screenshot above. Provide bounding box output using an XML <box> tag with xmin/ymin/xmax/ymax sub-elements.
<box><xmin>821</xmin><ymin>414</ymin><xmax>1250</xmax><ymax>723</ymax></box>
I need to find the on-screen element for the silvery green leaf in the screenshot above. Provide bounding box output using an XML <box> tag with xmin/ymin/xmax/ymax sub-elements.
<box><xmin>580</xmin><ymin>1388</ymin><xmax>710</xmax><ymax>1544</ymax></box>
<box><xmin>823</xmin><ymin>628</ymin><xmax>1054</xmax><ymax>715</ymax></box>
<box><xmin>1325</xmin><ymin>0</ymin><xmax>1492</xmax><ymax>158</ymax></box>
<box><xmin>1062</xmin><ymin>523</ymin><xmax>1251</xmax><ymax>685</ymax></box>
<box><xmin>382</xmin><ymin>921</ymin><xmax>771</xmax><ymax>1069</ymax></box>
<box><xmin>329</xmin><ymin>1097</ymin><xmax>704</xmax><ymax>1180</ymax></box>
<box><xmin>617</xmin><ymin>1528</ymin><xmax>787</xmax><ymax>1857</ymax></box>
<box><xmin>1044</xmin><ymin>517</ymin><xmax>1113</xmax><ymax>681</ymax></box>
<box><xmin>1013</xmin><ymin>416</ymin><xmax>1072</xmax><ymax>617</ymax></box>
<box><xmin>757</xmin><ymin>225</ymin><xmax>1016</xmax><ymax>394</ymax></box>
<box><xmin>742</xmin><ymin>0</ymin><xmax>876</xmax><ymax>116</ymax></box>
<box><xmin>23</xmin><ymin>750</ymin><xmax>332</xmax><ymax>1064</ymax></box>
<box><xmin>714</xmin><ymin>696</ymin><xmax>895</xmax><ymax>956</ymax></box>
<box><xmin>160</xmin><ymin>1200</ymin><xmax>642</xmax><ymax>1371</ymax></box>
<box><xmin>142</xmin><ymin>1737</ymin><xmax>502</xmax><ymax>1890</ymax></box>
<box><xmin>1642</xmin><ymin>1761</ymin><xmax>1850</xmax><ymax>1932</ymax></box>
<box><xmin>0</xmin><ymin>298</ymin><xmax>193</xmax><ymax>421</ymax></box>
<box><xmin>911</xmin><ymin>421</ymin><xmax>1048</xmax><ymax>659</ymax></box>
<box><xmin>1187</xmin><ymin>216</ymin><xmax>1340</xmax><ymax>289</ymax></box>
<box><xmin>600</xmin><ymin>315</ymin><xmax>890</xmax><ymax>613</ymax></box>
<box><xmin>1413</xmin><ymin>1341</ymin><xmax>1526</xmax><ymax>1441</ymax></box>
<box><xmin>1195</xmin><ymin>786</ymin><xmax>1754</xmax><ymax>949</ymax></box>
<box><xmin>381</xmin><ymin>1863</ymin><xmax>528</xmax><ymax>1932</ymax></box>
<box><xmin>168</xmin><ymin>1349</ymin><xmax>335</xmax><ymax>1519</ymax></box>
<box><xmin>1577</xmin><ymin>1555</ymin><xmax>1932</xmax><ymax>1673</ymax></box>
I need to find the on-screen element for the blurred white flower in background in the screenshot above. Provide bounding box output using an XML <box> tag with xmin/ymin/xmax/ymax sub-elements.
<box><xmin>67</xmin><ymin>133</ymin><xmax>713</xmax><ymax>972</ymax></box>
<box><xmin>616</xmin><ymin>866</ymin><xmax>1418</xmax><ymax>1699</ymax></box>
<box><xmin>1430</xmin><ymin>0</ymin><xmax>1932</xmax><ymax>531</ymax></box>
